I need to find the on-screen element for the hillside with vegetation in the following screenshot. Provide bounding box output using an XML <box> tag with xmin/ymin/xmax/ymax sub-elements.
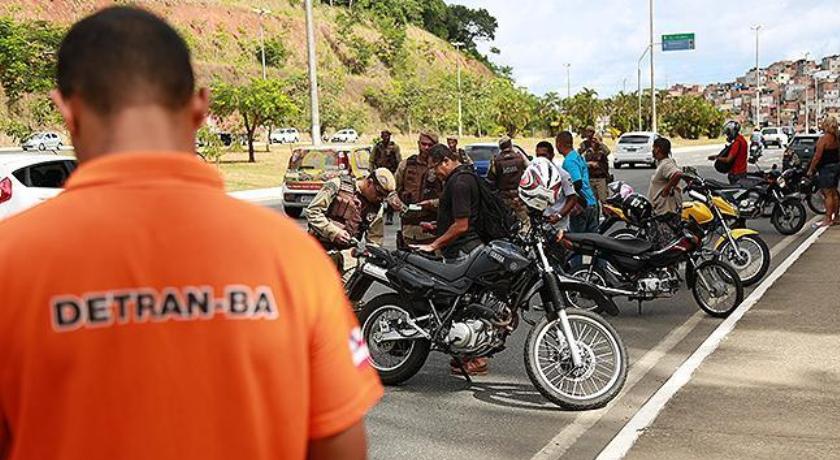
<box><xmin>0</xmin><ymin>0</ymin><xmax>727</xmax><ymax>165</ymax></box>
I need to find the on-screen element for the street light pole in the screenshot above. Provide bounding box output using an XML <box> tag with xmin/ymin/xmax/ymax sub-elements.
<box><xmin>452</xmin><ymin>41</ymin><xmax>465</xmax><ymax>138</ymax></box>
<box><xmin>755</xmin><ymin>27</ymin><xmax>760</xmax><ymax>127</ymax></box>
<box><xmin>805</xmin><ymin>52</ymin><xmax>810</xmax><ymax>132</ymax></box>
<box><xmin>304</xmin><ymin>0</ymin><xmax>321</xmax><ymax>145</ymax></box>
<box><xmin>253</xmin><ymin>8</ymin><xmax>269</xmax><ymax>80</ymax></box>
<box><xmin>649</xmin><ymin>0</ymin><xmax>657</xmax><ymax>133</ymax></box>
<box><xmin>564</xmin><ymin>63</ymin><xmax>571</xmax><ymax>99</ymax></box>
<box><xmin>637</xmin><ymin>45</ymin><xmax>651</xmax><ymax>131</ymax></box>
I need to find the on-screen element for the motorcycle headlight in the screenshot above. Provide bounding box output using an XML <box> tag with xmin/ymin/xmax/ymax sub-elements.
<box><xmin>777</xmin><ymin>177</ymin><xmax>786</xmax><ymax>188</ymax></box>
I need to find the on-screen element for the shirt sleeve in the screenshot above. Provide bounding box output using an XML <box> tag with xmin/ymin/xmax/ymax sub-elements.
<box><xmin>303</xmin><ymin>179</ymin><xmax>344</xmax><ymax>242</ymax></box>
<box><xmin>307</xmin><ymin>254</ymin><xmax>383</xmax><ymax>439</ymax></box>
<box><xmin>450</xmin><ymin>176</ymin><xmax>475</xmax><ymax>219</ymax></box>
<box><xmin>661</xmin><ymin>160</ymin><xmax>680</xmax><ymax>180</ymax></box>
<box><xmin>560</xmin><ymin>170</ymin><xmax>577</xmax><ymax>197</ymax></box>
<box><xmin>563</xmin><ymin>155</ymin><xmax>582</xmax><ymax>183</ymax></box>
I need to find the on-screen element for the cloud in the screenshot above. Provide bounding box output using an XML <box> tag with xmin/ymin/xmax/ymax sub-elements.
<box><xmin>449</xmin><ymin>0</ymin><xmax>840</xmax><ymax>96</ymax></box>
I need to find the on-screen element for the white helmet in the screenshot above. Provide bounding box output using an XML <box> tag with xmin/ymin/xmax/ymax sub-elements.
<box><xmin>608</xmin><ymin>181</ymin><xmax>635</xmax><ymax>200</ymax></box>
<box><xmin>519</xmin><ymin>157</ymin><xmax>563</xmax><ymax>211</ymax></box>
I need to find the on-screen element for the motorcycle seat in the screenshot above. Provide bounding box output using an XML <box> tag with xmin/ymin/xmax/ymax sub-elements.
<box><xmin>565</xmin><ymin>233</ymin><xmax>652</xmax><ymax>256</ymax></box>
<box><xmin>404</xmin><ymin>252</ymin><xmax>475</xmax><ymax>281</ymax></box>
<box><xmin>704</xmin><ymin>179</ymin><xmax>738</xmax><ymax>190</ymax></box>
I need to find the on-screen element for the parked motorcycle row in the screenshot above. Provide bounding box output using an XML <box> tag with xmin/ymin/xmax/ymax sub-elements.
<box><xmin>339</xmin><ymin>152</ymin><xmax>815</xmax><ymax>411</ymax></box>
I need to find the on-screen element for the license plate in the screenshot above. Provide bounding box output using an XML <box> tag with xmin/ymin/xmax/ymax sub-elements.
<box><xmin>300</xmin><ymin>195</ymin><xmax>313</xmax><ymax>204</ymax></box>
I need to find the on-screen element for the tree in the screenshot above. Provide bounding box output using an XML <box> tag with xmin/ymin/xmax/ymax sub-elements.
<box><xmin>210</xmin><ymin>79</ymin><xmax>300</xmax><ymax>162</ymax></box>
<box><xmin>605</xmin><ymin>92</ymin><xmax>638</xmax><ymax>135</ymax></box>
<box><xmin>0</xmin><ymin>17</ymin><xmax>63</xmax><ymax>108</ymax></box>
<box><xmin>562</xmin><ymin>88</ymin><xmax>604</xmax><ymax>134</ymax></box>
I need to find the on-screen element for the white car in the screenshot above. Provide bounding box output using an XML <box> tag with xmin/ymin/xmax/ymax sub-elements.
<box><xmin>613</xmin><ymin>131</ymin><xmax>660</xmax><ymax>169</ymax></box>
<box><xmin>270</xmin><ymin>128</ymin><xmax>300</xmax><ymax>144</ymax></box>
<box><xmin>0</xmin><ymin>154</ymin><xmax>77</xmax><ymax>219</ymax></box>
<box><xmin>21</xmin><ymin>132</ymin><xmax>63</xmax><ymax>151</ymax></box>
<box><xmin>329</xmin><ymin>129</ymin><xmax>359</xmax><ymax>143</ymax></box>
<box><xmin>760</xmin><ymin>127</ymin><xmax>787</xmax><ymax>148</ymax></box>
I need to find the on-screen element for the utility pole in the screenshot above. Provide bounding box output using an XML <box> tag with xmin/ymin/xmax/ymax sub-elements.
<box><xmin>452</xmin><ymin>41</ymin><xmax>465</xmax><ymax>138</ymax></box>
<box><xmin>622</xmin><ymin>78</ymin><xmax>627</xmax><ymax>93</ymax></box>
<box><xmin>304</xmin><ymin>0</ymin><xmax>321</xmax><ymax>145</ymax></box>
<box><xmin>752</xmin><ymin>25</ymin><xmax>762</xmax><ymax>128</ymax></box>
<box><xmin>649</xmin><ymin>0</ymin><xmax>657</xmax><ymax>133</ymax></box>
<box><xmin>564</xmin><ymin>63</ymin><xmax>572</xmax><ymax>99</ymax></box>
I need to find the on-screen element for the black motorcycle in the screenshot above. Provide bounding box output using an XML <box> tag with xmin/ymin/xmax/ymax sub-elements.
<box><xmin>779</xmin><ymin>154</ymin><xmax>826</xmax><ymax>215</ymax></box>
<box><xmin>560</xmin><ymin>216</ymin><xmax>744</xmax><ymax>318</ymax></box>
<box><xmin>703</xmin><ymin>156</ymin><xmax>807</xmax><ymax>235</ymax></box>
<box><xmin>346</xmin><ymin>216</ymin><xmax>629</xmax><ymax>410</ymax></box>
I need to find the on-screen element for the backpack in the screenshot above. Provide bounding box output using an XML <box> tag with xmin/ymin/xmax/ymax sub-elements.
<box><xmin>450</xmin><ymin>169</ymin><xmax>517</xmax><ymax>243</ymax></box>
<box><xmin>714</xmin><ymin>143</ymin><xmax>733</xmax><ymax>174</ymax></box>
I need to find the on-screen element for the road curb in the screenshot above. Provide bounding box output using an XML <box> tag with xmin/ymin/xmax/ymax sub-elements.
<box><xmin>229</xmin><ymin>186</ymin><xmax>284</xmax><ymax>205</ymax></box>
<box><xmin>596</xmin><ymin>223</ymin><xmax>828</xmax><ymax>460</ymax></box>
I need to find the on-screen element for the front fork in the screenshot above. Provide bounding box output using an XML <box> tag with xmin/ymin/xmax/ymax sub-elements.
<box><xmin>536</xmin><ymin>240</ymin><xmax>584</xmax><ymax>367</ymax></box>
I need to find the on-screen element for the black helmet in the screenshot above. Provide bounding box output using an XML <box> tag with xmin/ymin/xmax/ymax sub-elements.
<box><xmin>722</xmin><ymin>120</ymin><xmax>741</xmax><ymax>142</ymax></box>
<box><xmin>622</xmin><ymin>193</ymin><xmax>654</xmax><ymax>226</ymax></box>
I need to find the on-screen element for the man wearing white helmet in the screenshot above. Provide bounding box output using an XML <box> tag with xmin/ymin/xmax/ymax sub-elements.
<box><xmin>519</xmin><ymin>157</ymin><xmax>578</xmax><ymax>230</ymax></box>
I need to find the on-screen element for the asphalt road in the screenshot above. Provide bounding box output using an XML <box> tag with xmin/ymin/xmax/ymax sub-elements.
<box><xmin>270</xmin><ymin>145</ymin><xmax>821</xmax><ymax>460</ymax></box>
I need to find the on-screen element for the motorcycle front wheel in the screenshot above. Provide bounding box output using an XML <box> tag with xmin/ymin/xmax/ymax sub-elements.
<box><xmin>524</xmin><ymin>310</ymin><xmax>628</xmax><ymax>410</ymax></box>
<box><xmin>718</xmin><ymin>234</ymin><xmax>770</xmax><ymax>286</ymax></box>
<box><xmin>771</xmin><ymin>199</ymin><xmax>806</xmax><ymax>235</ymax></box>
<box><xmin>359</xmin><ymin>294</ymin><xmax>431</xmax><ymax>385</ymax></box>
<box><xmin>691</xmin><ymin>260</ymin><xmax>744</xmax><ymax>317</ymax></box>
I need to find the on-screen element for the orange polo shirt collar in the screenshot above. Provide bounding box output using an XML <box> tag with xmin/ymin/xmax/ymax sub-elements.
<box><xmin>65</xmin><ymin>151</ymin><xmax>224</xmax><ymax>191</ymax></box>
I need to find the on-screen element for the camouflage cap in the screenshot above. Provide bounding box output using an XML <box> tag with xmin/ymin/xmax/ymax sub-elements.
<box><xmin>419</xmin><ymin>132</ymin><xmax>439</xmax><ymax>144</ymax></box>
<box><xmin>372</xmin><ymin>168</ymin><xmax>396</xmax><ymax>193</ymax></box>
<box><xmin>498</xmin><ymin>136</ymin><xmax>512</xmax><ymax>149</ymax></box>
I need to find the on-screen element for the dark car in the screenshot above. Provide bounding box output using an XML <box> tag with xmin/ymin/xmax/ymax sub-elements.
<box><xmin>783</xmin><ymin>134</ymin><xmax>821</xmax><ymax>169</ymax></box>
<box><xmin>464</xmin><ymin>143</ymin><xmax>530</xmax><ymax>178</ymax></box>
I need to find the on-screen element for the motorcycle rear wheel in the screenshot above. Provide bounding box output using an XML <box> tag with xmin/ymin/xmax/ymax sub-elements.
<box><xmin>359</xmin><ymin>294</ymin><xmax>431</xmax><ymax>385</ymax></box>
<box><xmin>771</xmin><ymin>199</ymin><xmax>806</xmax><ymax>235</ymax></box>
<box><xmin>564</xmin><ymin>266</ymin><xmax>609</xmax><ymax>313</ymax></box>
<box><xmin>524</xmin><ymin>311</ymin><xmax>628</xmax><ymax>410</ymax></box>
<box><xmin>807</xmin><ymin>191</ymin><xmax>826</xmax><ymax>215</ymax></box>
<box><xmin>691</xmin><ymin>260</ymin><xmax>743</xmax><ymax>318</ymax></box>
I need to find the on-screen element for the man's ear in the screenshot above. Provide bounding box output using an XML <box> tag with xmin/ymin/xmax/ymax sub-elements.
<box><xmin>50</xmin><ymin>89</ymin><xmax>77</xmax><ymax>138</ymax></box>
<box><xmin>190</xmin><ymin>87</ymin><xmax>210</xmax><ymax>131</ymax></box>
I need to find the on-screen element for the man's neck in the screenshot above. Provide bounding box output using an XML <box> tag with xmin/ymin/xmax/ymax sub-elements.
<box><xmin>78</xmin><ymin>106</ymin><xmax>195</xmax><ymax>163</ymax></box>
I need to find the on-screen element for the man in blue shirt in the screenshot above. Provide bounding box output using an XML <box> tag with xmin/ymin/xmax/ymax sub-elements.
<box><xmin>557</xmin><ymin>131</ymin><xmax>600</xmax><ymax>233</ymax></box>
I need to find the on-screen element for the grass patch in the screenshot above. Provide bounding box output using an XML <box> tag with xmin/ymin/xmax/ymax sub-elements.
<box><xmin>216</xmin><ymin>134</ymin><xmax>726</xmax><ymax>191</ymax></box>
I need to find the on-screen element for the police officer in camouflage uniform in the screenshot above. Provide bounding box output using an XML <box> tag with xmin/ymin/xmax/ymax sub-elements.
<box><xmin>371</xmin><ymin>130</ymin><xmax>401</xmax><ymax>225</ymax></box>
<box><xmin>487</xmin><ymin>137</ymin><xmax>530</xmax><ymax>232</ymax></box>
<box><xmin>304</xmin><ymin>168</ymin><xmax>398</xmax><ymax>268</ymax></box>
<box><xmin>395</xmin><ymin>132</ymin><xmax>442</xmax><ymax>249</ymax></box>
<box><xmin>580</xmin><ymin>127</ymin><xmax>611</xmax><ymax>202</ymax></box>
<box><xmin>447</xmin><ymin>136</ymin><xmax>473</xmax><ymax>166</ymax></box>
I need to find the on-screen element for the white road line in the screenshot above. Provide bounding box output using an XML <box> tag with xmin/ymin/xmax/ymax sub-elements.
<box><xmin>596</xmin><ymin>224</ymin><xmax>828</xmax><ymax>460</ymax></box>
<box><xmin>530</xmin><ymin>311</ymin><xmax>704</xmax><ymax>460</ymax></box>
<box><xmin>531</xmin><ymin>216</ymin><xmax>819</xmax><ymax>459</ymax></box>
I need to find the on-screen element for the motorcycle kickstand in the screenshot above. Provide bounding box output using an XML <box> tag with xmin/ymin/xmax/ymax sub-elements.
<box><xmin>455</xmin><ymin>358</ymin><xmax>473</xmax><ymax>384</ymax></box>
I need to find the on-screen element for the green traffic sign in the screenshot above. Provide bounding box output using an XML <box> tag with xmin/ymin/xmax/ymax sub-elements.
<box><xmin>662</xmin><ymin>33</ymin><xmax>695</xmax><ymax>51</ymax></box>
<box><xmin>663</xmin><ymin>33</ymin><xmax>695</xmax><ymax>42</ymax></box>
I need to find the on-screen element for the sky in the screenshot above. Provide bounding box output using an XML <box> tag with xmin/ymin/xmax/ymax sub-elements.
<box><xmin>449</xmin><ymin>0</ymin><xmax>840</xmax><ymax>96</ymax></box>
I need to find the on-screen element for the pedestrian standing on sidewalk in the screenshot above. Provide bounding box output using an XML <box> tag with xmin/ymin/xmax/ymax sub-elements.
<box><xmin>0</xmin><ymin>7</ymin><xmax>382</xmax><ymax>460</ymax></box>
<box><xmin>648</xmin><ymin>137</ymin><xmax>683</xmax><ymax>216</ymax></box>
<box><xmin>807</xmin><ymin>116</ymin><xmax>840</xmax><ymax>228</ymax></box>
<box><xmin>557</xmin><ymin>131</ymin><xmax>599</xmax><ymax>233</ymax></box>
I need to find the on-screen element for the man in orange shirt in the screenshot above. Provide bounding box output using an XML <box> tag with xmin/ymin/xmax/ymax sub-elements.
<box><xmin>0</xmin><ymin>6</ymin><xmax>381</xmax><ymax>460</ymax></box>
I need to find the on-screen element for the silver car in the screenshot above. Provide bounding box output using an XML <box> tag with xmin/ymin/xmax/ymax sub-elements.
<box><xmin>21</xmin><ymin>132</ymin><xmax>63</xmax><ymax>151</ymax></box>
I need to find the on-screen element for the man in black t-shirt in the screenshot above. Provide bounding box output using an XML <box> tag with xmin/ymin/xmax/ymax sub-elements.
<box><xmin>411</xmin><ymin>144</ymin><xmax>482</xmax><ymax>259</ymax></box>
<box><xmin>412</xmin><ymin>144</ymin><xmax>488</xmax><ymax>376</ymax></box>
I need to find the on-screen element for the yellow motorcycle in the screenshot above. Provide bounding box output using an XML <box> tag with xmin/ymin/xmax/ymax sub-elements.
<box><xmin>601</xmin><ymin>177</ymin><xmax>770</xmax><ymax>287</ymax></box>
